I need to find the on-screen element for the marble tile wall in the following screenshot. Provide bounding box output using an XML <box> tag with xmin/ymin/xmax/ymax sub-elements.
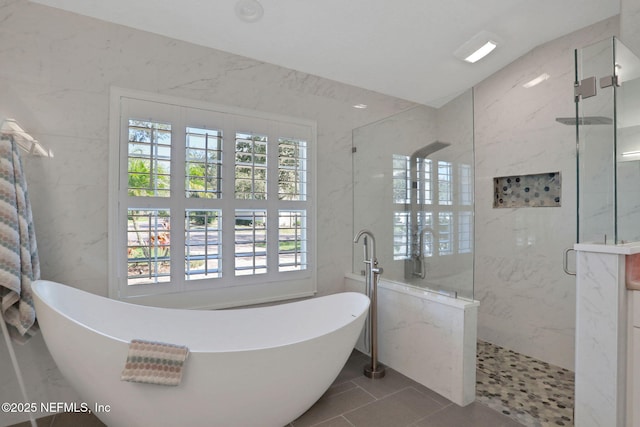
<box><xmin>474</xmin><ymin>16</ymin><xmax>619</xmax><ymax>370</ymax></box>
<box><xmin>621</xmin><ymin>0</ymin><xmax>640</xmax><ymax>55</ymax></box>
<box><xmin>0</xmin><ymin>1</ymin><xmax>415</xmax><ymax>423</ymax></box>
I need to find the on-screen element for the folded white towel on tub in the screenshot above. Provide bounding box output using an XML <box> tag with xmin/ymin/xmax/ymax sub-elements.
<box><xmin>121</xmin><ymin>339</ymin><xmax>189</xmax><ymax>386</ymax></box>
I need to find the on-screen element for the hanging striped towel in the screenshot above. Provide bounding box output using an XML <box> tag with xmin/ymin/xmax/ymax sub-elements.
<box><xmin>0</xmin><ymin>138</ymin><xmax>40</xmax><ymax>343</ymax></box>
<box><xmin>121</xmin><ymin>339</ymin><xmax>189</xmax><ymax>386</ymax></box>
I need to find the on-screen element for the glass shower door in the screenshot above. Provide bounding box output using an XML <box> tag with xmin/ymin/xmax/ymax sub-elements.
<box><xmin>575</xmin><ymin>38</ymin><xmax>616</xmax><ymax>244</ymax></box>
<box><xmin>576</xmin><ymin>37</ymin><xmax>640</xmax><ymax>244</ymax></box>
<box><xmin>352</xmin><ymin>90</ymin><xmax>474</xmax><ymax>300</ymax></box>
<box><xmin>614</xmin><ymin>39</ymin><xmax>640</xmax><ymax>243</ymax></box>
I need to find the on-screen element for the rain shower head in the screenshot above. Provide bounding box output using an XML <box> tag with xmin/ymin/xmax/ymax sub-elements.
<box><xmin>555</xmin><ymin>116</ymin><xmax>612</xmax><ymax>125</ymax></box>
<box><xmin>409</xmin><ymin>141</ymin><xmax>450</xmax><ymax>159</ymax></box>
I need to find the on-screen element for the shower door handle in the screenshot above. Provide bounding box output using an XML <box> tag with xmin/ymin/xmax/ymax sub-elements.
<box><xmin>563</xmin><ymin>248</ymin><xmax>576</xmax><ymax>276</ymax></box>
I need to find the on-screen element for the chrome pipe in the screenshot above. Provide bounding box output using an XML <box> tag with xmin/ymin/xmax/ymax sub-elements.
<box><xmin>416</xmin><ymin>227</ymin><xmax>435</xmax><ymax>279</ymax></box>
<box><xmin>354</xmin><ymin>229</ymin><xmax>385</xmax><ymax>379</ymax></box>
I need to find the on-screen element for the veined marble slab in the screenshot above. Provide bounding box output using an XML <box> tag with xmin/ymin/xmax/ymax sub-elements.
<box><xmin>345</xmin><ymin>274</ymin><xmax>479</xmax><ymax>406</ymax></box>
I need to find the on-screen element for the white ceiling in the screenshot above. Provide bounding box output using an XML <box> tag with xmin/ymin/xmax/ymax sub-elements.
<box><xmin>30</xmin><ymin>0</ymin><xmax>619</xmax><ymax>107</ymax></box>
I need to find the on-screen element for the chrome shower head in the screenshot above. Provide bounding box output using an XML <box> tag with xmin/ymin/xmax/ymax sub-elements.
<box><xmin>409</xmin><ymin>141</ymin><xmax>450</xmax><ymax>160</ymax></box>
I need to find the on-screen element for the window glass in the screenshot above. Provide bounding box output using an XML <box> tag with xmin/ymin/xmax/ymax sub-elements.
<box><xmin>186</xmin><ymin>127</ymin><xmax>222</xmax><ymax>199</ymax></box>
<box><xmin>235</xmin><ymin>132</ymin><xmax>268</xmax><ymax>200</ymax></box>
<box><xmin>185</xmin><ymin>210</ymin><xmax>222</xmax><ymax>280</ymax></box>
<box><xmin>127</xmin><ymin>209</ymin><xmax>171</xmax><ymax>285</ymax></box>
<box><xmin>127</xmin><ymin>120</ymin><xmax>171</xmax><ymax>197</ymax></box>
<box><xmin>234</xmin><ymin>210</ymin><xmax>267</xmax><ymax>276</ymax></box>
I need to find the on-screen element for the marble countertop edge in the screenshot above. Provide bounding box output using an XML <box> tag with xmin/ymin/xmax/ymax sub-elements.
<box><xmin>574</xmin><ymin>241</ymin><xmax>640</xmax><ymax>255</ymax></box>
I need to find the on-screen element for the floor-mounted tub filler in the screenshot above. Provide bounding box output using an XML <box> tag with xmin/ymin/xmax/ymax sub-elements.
<box><xmin>32</xmin><ymin>280</ymin><xmax>369</xmax><ymax>427</ymax></box>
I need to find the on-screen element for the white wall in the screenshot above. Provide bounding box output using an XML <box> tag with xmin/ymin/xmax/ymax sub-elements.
<box><xmin>621</xmin><ymin>0</ymin><xmax>640</xmax><ymax>55</ymax></box>
<box><xmin>474</xmin><ymin>16</ymin><xmax>619</xmax><ymax>370</ymax></box>
<box><xmin>0</xmin><ymin>1</ymin><xmax>415</xmax><ymax>424</ymax></box>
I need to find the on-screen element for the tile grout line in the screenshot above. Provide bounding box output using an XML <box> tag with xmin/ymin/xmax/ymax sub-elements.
<box><xmin>309</xmin><ymin>415</ymin><xmax>356</xmax><ymax>427</ymax></box>
<box><xmin>407</xmin><ymin>402</ymin><xmax>455</xmax><ymax>427</ymax></box>
<box><xmin>335</xmin><ymin>384</ymin><xmax>385</xmax><ymax>423</ymax></box>
<box><xmin>340</xmin><ymin>385</ymin><xmax>450</xmax><ymax>427</ymax></box>
<box><xmin>353</xmin><ymin>383</ymin><xmax>380</xmax><ymax>401</ymax></box>
<box><xmin>302</xmin><ymin>383</ymin><xmax>383</xmax><ymax>427</ymax></box>
<box><xmin>327</xmin><ymin>380</ymin><xmax>362</xmax><ymax>399</ymax></box>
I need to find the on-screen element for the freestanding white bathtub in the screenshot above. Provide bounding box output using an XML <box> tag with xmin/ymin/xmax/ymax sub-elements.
<box><xmin>32</xmin><ymin>280</ymin><xmax>369</xmax><ymax>427</ymax></box>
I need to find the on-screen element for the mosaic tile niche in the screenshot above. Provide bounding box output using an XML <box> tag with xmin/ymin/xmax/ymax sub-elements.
<box><xmin>494</xmin><ymin>172</ymin><xmax>561</xmax><ymax>208</ymax></box>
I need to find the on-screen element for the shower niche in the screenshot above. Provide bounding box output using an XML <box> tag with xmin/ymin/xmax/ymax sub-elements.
<box><xmin>493</xmin><ymin>172</ymin><xmax>561</xmax><ymax>208</ymax></box>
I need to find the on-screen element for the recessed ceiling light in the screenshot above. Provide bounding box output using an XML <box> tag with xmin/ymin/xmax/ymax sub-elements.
<box><xmin>353</xmin><ymin>104</ymin><xmax>368</xmax><ymax>109</ymax></box>
<box><xmin>523</xmin><ymin>73</ymin><xmax>551</xmax><ymax>88</ymax></box>
<box><xmin>235</xmin><ymin>0</ymin><xmax>264</xmax><ymax>23</ymax></box>
<box><xmin>454</xmin><ymin>31</ymin><xmax>501</xmax><ymax>64</ymax></box>
<box><xmin>464</xmin><ymin>41</ymin><xmax>497</xmax><ymax>63</ymax></box>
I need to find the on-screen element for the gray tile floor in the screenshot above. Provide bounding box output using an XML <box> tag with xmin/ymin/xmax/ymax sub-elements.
<box><xmin>10</xmin><ymin>350</ymin><xmax>523</xmax><ymax>427</ymax></box>
<box><xmin>7</xmin><ymin>411</ymin><xmax>105</xmax><ymax>427</ymax></box>
<box><xmin>289</xmin><ymin>350</ymin><xmax>523</xmax><ymax>427</ymax></box>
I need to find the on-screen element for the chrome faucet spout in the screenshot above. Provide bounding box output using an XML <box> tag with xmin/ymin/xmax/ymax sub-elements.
<box><xmin>353</xmin><ymin>229</ymin><xmax>376</xmax><ymax>261</ymax></box>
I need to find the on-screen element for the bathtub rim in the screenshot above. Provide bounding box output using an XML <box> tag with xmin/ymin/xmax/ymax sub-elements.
<box><xmin>32</xmin><ymin>279</ymin><xmax>370</xmax><ymax>353</ymax></box>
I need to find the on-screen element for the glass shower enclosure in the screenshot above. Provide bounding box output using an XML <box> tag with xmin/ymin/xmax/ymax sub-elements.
<box><xmin>352</xmin><ymin>89</ymin><xmax>474</xmax><ymax>300</ymax></box>
<box><xmin>575</xmin><ymin>37</ymin><xmax>640</xmax><ymax>244</ymax></box>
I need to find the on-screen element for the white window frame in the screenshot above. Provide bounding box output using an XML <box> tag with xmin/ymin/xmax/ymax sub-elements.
<box><xmin>108</xmin><ymin>87</ymin><xmax>317</xmax><ymax>309</ymax></box>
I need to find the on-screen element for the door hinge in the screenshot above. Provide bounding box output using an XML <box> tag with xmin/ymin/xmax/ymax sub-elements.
<box><xmin>599</xmin><ymin>75</ymin><xmax>620</xmax><ymax>89</ymax></box>
<box><xmin>574</xmin><ymin>76</ymin><xmax>597</xmax><ymax>102</ymax></box>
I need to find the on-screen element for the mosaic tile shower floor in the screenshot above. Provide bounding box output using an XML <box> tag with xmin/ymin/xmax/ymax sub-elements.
<box><xmin>476</xmin><ymin>341</ymin><xmax>575</xmax><ymax>427</ymax></box>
